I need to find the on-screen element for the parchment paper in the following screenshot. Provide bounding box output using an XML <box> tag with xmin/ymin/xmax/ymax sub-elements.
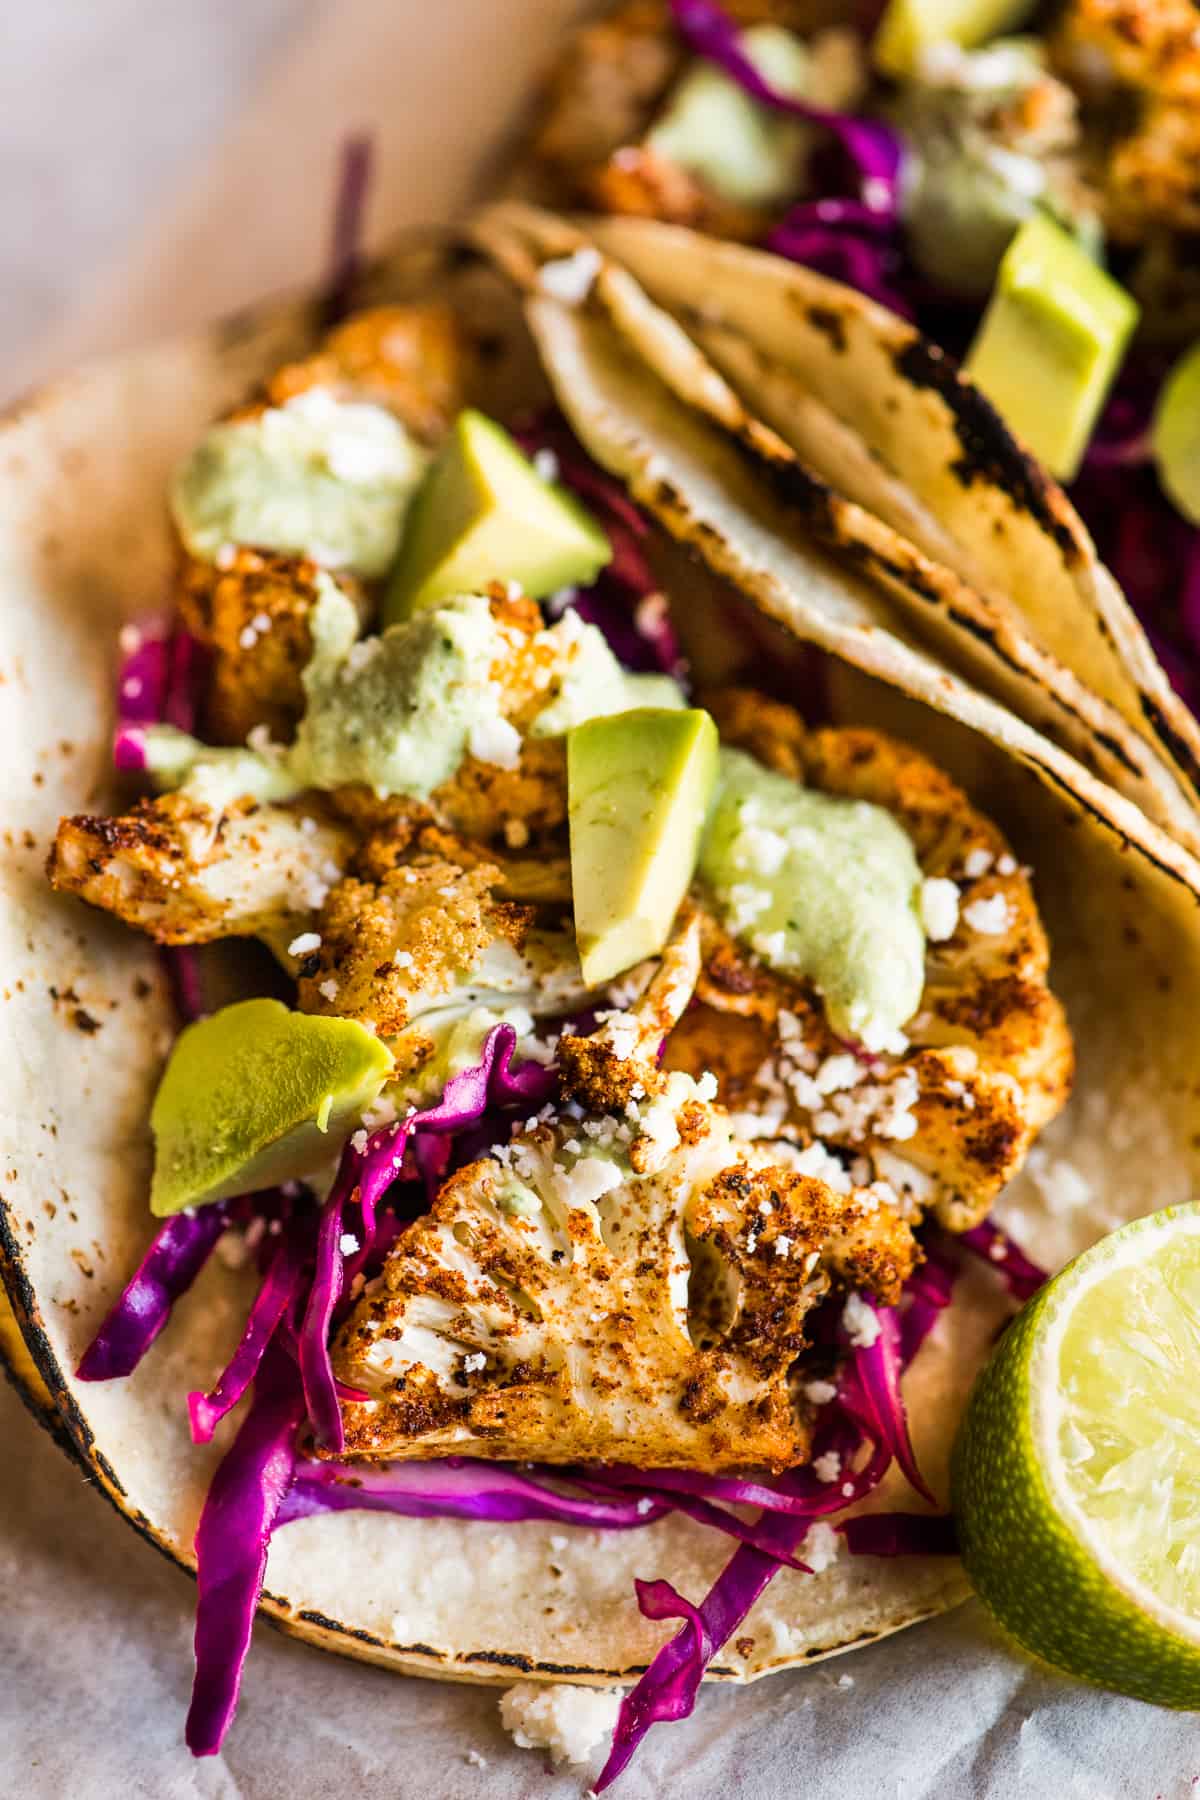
<box><xmin>4</xmin><ymin>2</ymin><xmax>1200</xmax><ymax>1794</ymax></box>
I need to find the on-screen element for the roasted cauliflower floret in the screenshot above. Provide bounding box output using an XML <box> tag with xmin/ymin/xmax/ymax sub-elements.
<box><xmin>333</xmin><ymin>1074</ymin><xmax>917</xmax><ymax>1468</ymax></box>
<box><xmin>297</xmin><ymin>856</ymin><xmax>533</xmax><ymax>1037</ymax></box>
<box><xmin>663</xmin><ymin>690</ymin><xmax>1073</xmax><ymax>1231</ymax></box>
<box><xmin>1052</xmin><ymin>0</ymin><xmax>1200</xmax><ymax>241</ymax></box>
<box><xmin>176</xmin><ymin>551</ymin><xmax>368</xmax><ymax>746</ymax></box>
<box><xmin>265</xmin><ymin>303</ymin><xmax>469</xmax><ymax>443</ymax></box>
<box><xmin>558</xmin><ymin>909</ymin><xmax>702</xmax><ymax>1111</ymax></box>
<box><xmin>47</xmin><ymin>793</ymin><xmax>351</xmax><ymax>947</ymax></box>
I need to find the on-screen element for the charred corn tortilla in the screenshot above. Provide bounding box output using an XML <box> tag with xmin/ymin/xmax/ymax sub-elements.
<box><xmin>4</xmin><ymin>231</ymin><xmax>1200</xmax><ymax>1698</ymax></box>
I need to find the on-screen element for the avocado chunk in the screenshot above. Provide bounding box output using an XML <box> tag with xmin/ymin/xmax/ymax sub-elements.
<box><xmin>149</xmin><ymin>998</ymin><xmax>392</xmax><ymax>1216</ymax></box>
<box><xmin>385</xmin><ymin>410</ymin><xmax>611</xmax><ymax>621</ymax></box>
<box><xmin>964</xmin><ymin>212</ymin><xmax>1138</xmax><ymax>482</ymax></box>
<box><xmin>567</xmin><ymin>707</ymin><xmax>718</xmax><ymax>987</ymax></box>
<box><xmin>873</xmin><ymin>0</ymin><xmax>1037</xmax><ymax>76</ymax></box>
<box><xmin>646</xmin><ymin>25</ymin><xmax>812</xmax><ymax>209</ymax></box>
<box><xmin>1152</xmin><ymin>338</ymin><xmax>1200</xmax><ymax>526</ymax></box>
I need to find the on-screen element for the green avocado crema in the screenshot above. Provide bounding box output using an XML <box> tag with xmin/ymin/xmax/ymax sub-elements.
<box><xmin>288</xmin><ymin>583</ymin><xmax>506</xmax><ymax>798</ymax></box>
<box><xmin>699</xmin><ymin>748</ymin><xmax>926</xmax><ymax>1051</ymax></box>
<box><xmin>169</xmin><ymin>387</ymin><xmax>428</xmax><ymax>577</ymax></box>
<box><xmin>150</xmin><ymin>998</ymin><xmax>392</xmax><ymax>1216</ymax></box>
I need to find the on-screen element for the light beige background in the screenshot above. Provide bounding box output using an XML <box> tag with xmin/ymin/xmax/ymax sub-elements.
<box><xmin>4</xmin><ymin>5</ymin><xmax>1200</xmax><ymax>1794</ymax></box>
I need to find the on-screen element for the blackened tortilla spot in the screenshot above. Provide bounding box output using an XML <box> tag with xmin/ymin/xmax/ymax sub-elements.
<box><xmin>1141</xmin><ymin>693</ymin><xmax>1200</xmax><ymax>791</ymax></box>
<box><xmin>805</xmin><ymin>306</ymin><xmax>847</xmax><ymax>354</ymax></box>
<box><xmin>893</xmin><ymin>340</ymin><xmax>1081</xmax><ymax>566</ymax></box>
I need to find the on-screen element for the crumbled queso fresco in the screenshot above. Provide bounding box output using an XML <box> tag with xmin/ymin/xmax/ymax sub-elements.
<box><xmin>499</xmin><ymin>1681</ymin><xmax>622</xmax><ymax>1765</ymax></box>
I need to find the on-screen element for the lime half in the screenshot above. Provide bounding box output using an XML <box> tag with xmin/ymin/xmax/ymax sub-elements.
<box><xmin>953</xmin><ymin>1203</ymin><xmax>1200</xmax><ymax>1706</ymax></box>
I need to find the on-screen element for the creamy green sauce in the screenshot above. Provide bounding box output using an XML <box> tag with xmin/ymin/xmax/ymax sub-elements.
<box><xmin>170</xmin><ymin>387</ymin><xmax>427</xmax><ymax>576</ymax></box>
<box><xmin>699</xmin><ymin>748</ymin><xmax>925</xmax><ymax>1051</ymax></box>
<box><xmin>530</xmin><ymin>617</ymin><xmax>684</xmax><ymax>737</ymax></box>
<box><xmin>139</xmin><ymin>724</ymin><xmax>303</xmax><ymax>809</ymax></box>
<box><xmin>289</xmin><ymin>585</ymin><xmax>505</xmax><ymax>798</ymax></box>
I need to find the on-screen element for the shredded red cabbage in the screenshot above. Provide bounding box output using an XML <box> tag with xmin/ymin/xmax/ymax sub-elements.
<box><xmin>277</xmin><ymin>1458</ymin><xmax>667</xmax><ymax>1530</ymax></box>
<box><xmin>838</xmin><ymin>1298</ymin><xmax>935</xmax><ymax>1504</ymax></box>
<box><xmin>186</xmin><ymin>1344</ymin><xmax>306</xmax><ymax>1756</ymax></box>
<box><xmin>299</xmin><ymin>1024</ymin><xmax>557</xmax><ymax>1450</ymax></box>
<box><xmin>838</xmin><ymin>1510</ymin><xmax>957</xmax><ymax>1557</ymax></box>
<box><xmin>514</xmin><ymin>417</ymin><xmax>685</xmax><ymax>677</ymax></box>
<box><xmin>959</xmin><ymin>1216</ymin><xmax>1048</xmax><ymax>1302</ymax></box>
<box><xmin>899</xmin><ymin>1238</ymin><xmax>960</xmax><ymax>1367</ymax></box>
<box><xmin>670</xmin><ymin>0</ymin><xmax>902</xmax><ymax>208</ymax></box>
<box><xmin>322</xmin><ymin>134</ymin><xmax>374</xmax><ymax>328</ymax></box>
<box><xmin>76</xmin><ymin>1204</ymin><xmax>230</xmax><ymax>1381</ymax></box>
<box><xmin>189</xmin><ymin>1227</ymin><xmax>310</xmax><ymax>1444</ymax></box>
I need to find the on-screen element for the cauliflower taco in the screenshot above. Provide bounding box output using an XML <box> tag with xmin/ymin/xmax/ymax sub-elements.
<box><xmin>4</xmin><ymin>218</ymin><xmax>1200</xmax><ymax>1789</ymax></box>
<box><xmin>516</xmin><ymin>0</ymin><xmax>1200</xmax><ymax>849</ymax></box>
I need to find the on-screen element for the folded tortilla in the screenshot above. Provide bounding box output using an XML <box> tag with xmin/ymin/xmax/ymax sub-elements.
<box><xmin>3</xmin><ymin>230</ymin><xmax>1199</xmax><ymax>1695</ymax></box>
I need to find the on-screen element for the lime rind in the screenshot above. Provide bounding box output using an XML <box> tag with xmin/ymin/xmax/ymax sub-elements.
<box><xmin>953</xmin><ymin>1203</ymin><xmax>1200</xmax><ymax>1707</ymax></box>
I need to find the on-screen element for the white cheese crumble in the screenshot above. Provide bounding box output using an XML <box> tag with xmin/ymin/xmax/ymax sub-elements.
<box><xmin>339</xmin><ymin>1232</ymin><xmax>360</xmax><ymax>1255</ymax></box>
<box><xmin>920</xmin><ymin>876</ymin><xmax>959</xmax><ymax>942</ymax></box>
<box><xmin>537</xmin><ymin>247</ymin><xmax>603</xmax><ymax>306</ymax></box>
<box><xmin>533</xmin><ymin>448</ymin><xmax>561</xmax><ymax>483</ymax></box>
<box><xmin>287</xmin><ymin>931</ymin><xmax>322</xmax><ymax>957</ymax></box>
<box><xmin>774</xmin><ymin>1234</ymin><xmax>793</xmax><ymax>1259</ymax></box>
<box><xmin>465</xmin><ymin>1749</ymin><xmax>489</xmax><ymax>1769</ymax></box>
<box><xmin>805</xmin><ymin>1378</ymin><xmax>838</xmax><ymax>1405</ymax></box>
<box><xmin>813</xmin><ymin>1451</ymin><xmax>842</xmax><ymax>1483</ymax></box>
<box><xmin>558</xmin><ymin>1156</ymin><xmax>623</xmax><ymax>1208</ymax></box>
<box><xmin>500</xmin><ymin>1682</ymin><xmax>621</xmax><ymax>1766</ymax></box>
<box><xmin>393</xmin><ymin>949</ymin><xmax>414</xmax><ymax>969</ymax></box>
<box><xmin>350</xmin><ymin>1129</ymin><xmax>369</xmax><ymax>1154</ymax></box>
<box><xmin>842</xmin><ymin>1291</ymin><xmax>882</xmax><ymax>1349</ymax></box>
<box><xmin>462</xmin><ymin>1351</ymin><xmax>487</xmax><ymax>1373</ymax></box>
<box><xmin>801</xmin><ymin>1521</ymin><xmax>840</xmax><ymax>1574</ymax></box>
<box><xmin>318</xmin><ymin>977</ymin><xmax>339</xmax><ymax>1001</ymax></box>
<box><xmin>468</xmin><ymin>711</ymin><xmax>522</xmax><ymax>771</ymax></box>
<box><xmin>963</xmin><ymin>894</ymin><xmax>1012</xmax><ymax>935</ymax></box>
<box><xmin>963</xmin><ymin>846</ymin><xmax>994</xmax><ymax>879</ymax></box>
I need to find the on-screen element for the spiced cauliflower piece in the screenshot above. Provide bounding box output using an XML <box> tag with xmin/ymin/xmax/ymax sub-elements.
<box><xmin>176</xmin><ymin>551</ymin><xmax>369</xmax><ymax>746</ymax></box>
<box><xmin>664</xmin><ymin>690</ymin><xmax>1073</xmax><ymax>1231</ymax></box>
<box><xmin>47</xmin><ymin>792</ymin><xmax>351</xmax><ymax>947</ymax></box>
<box><xmin>1052</xmin><ymin>0</ymin><xmax>1200</xmax><ymax>241</ymax></box>
<box><xmin>333</xmin><ymin>1071</ymin><xmax>918</xmax><ymax>1468</ymax></box>
<box><xmin>264</xmin><ymin>303</ymin><xmax>470</xmax><ymax>443</ymax></box>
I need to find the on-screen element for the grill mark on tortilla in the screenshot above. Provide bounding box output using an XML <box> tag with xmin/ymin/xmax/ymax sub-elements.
<box><xmin>891</xmin><ymin>340</ymin><xmax>1081</xmax><ymax>566</ymax></box>
<box><xmin>804</xmin><ymin>306</ymin><xmax>847</xmax><ymax>354</ymax></box>
<box><xmin>657</xmin><ymin>406</ymin><xmax>1147</xmax><ymax>786</ymax></box>
<box><xmin>1141</xmin><ymin>692</ymin><xmax>1200</xmax><ymax>791</ymax></box>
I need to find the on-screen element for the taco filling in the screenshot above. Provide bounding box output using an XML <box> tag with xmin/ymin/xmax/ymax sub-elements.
<box><xmin>524</xmin><ymin>0</ymin><xmax>1200</xmax><ymax>708</ymax></box>
<box><xmin>43</xmin><ymin>296</ymin><xmax>1073</xmax><ymax>1780</ymax></box>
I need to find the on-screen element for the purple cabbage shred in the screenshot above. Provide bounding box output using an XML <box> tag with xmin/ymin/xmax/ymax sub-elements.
<box><xmin>186</xmin><ymin>1345</ymin><xmax>306</xmax><ymax>1755</ymax></box>
<box><xmin>959</xmin><ymin>1216</ymin><xmax>1048</xmax><ymax>1302</ymax></box>
<box><xmin>76</xmin><ymin>1204</ymin><xmax>229</xmax><ymax>1381</ymax></box>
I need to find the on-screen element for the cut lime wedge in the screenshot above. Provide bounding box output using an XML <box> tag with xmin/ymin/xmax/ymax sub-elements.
<box><xmin>953</xmin><ymin>1204</ymin><xmax>1200</xmax><ymax>1706</ymax></box>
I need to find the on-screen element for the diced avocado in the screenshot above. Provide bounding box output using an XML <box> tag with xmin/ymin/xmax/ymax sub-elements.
<box><xmin>385</xmin><ymin>410</ymin><xmax>611</xmax><ymax>622</ymax></box>
<box><xmin>646</xmin><ymin>25</ymin><xmax>811</xmax><ymax>210</ymax></box>
<box><xmin>873</xmin><ymin>0</ymin><xmax>1037</xmax><ymax>76</ymax></box>
<box><xmin>567</xmin><ymin>707</ymin><xmax>718</xmax><ymax>986</ymax></box>
<box><xmin>964</xmin><ymin>212</ymin><xmax>1139</xmax><ymax>482</ymax></box>
<box><xmin>149</xmin><ymin>998</ymin><xmax>392</xmax><ymax>1216</ymax></box>
<box><xmin>1152</xmin><ymin>339</ymin><xmax>1200</xmax><ymax>526</ymax></box>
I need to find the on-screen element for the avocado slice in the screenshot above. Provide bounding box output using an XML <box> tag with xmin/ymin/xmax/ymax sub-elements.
<box><xmin>385</xmin><ymin>410</ymin><xmax>611</xmax><ymax>622</ymax></box>
<box><xmin>646</xmin><ymin>25</ymin><xmax>812</xmax><ymax>210</ymax></box>
<box><xmin>568</xmin><ymin>707</ymin><xmax>719</xmax><ymax>987</ymax></box>
<box><xmin>964</xmin><ymin>212</ymin><xmax>1138</xmax><ymax>482</ymax></box>
<box><xmin>149</xmin><ymin>998</ymin><xmax>392</xmax><ymax>1216</ymax></box>
<box><xmin>1152</xmin><ymin>338</ymin><xmax>1200</xmax><ymax>526</ymax></box>
<box><xmin>873</xmin><ymin>0</ymin><xmax>1037</xmax><ymax>76</ymax></box>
